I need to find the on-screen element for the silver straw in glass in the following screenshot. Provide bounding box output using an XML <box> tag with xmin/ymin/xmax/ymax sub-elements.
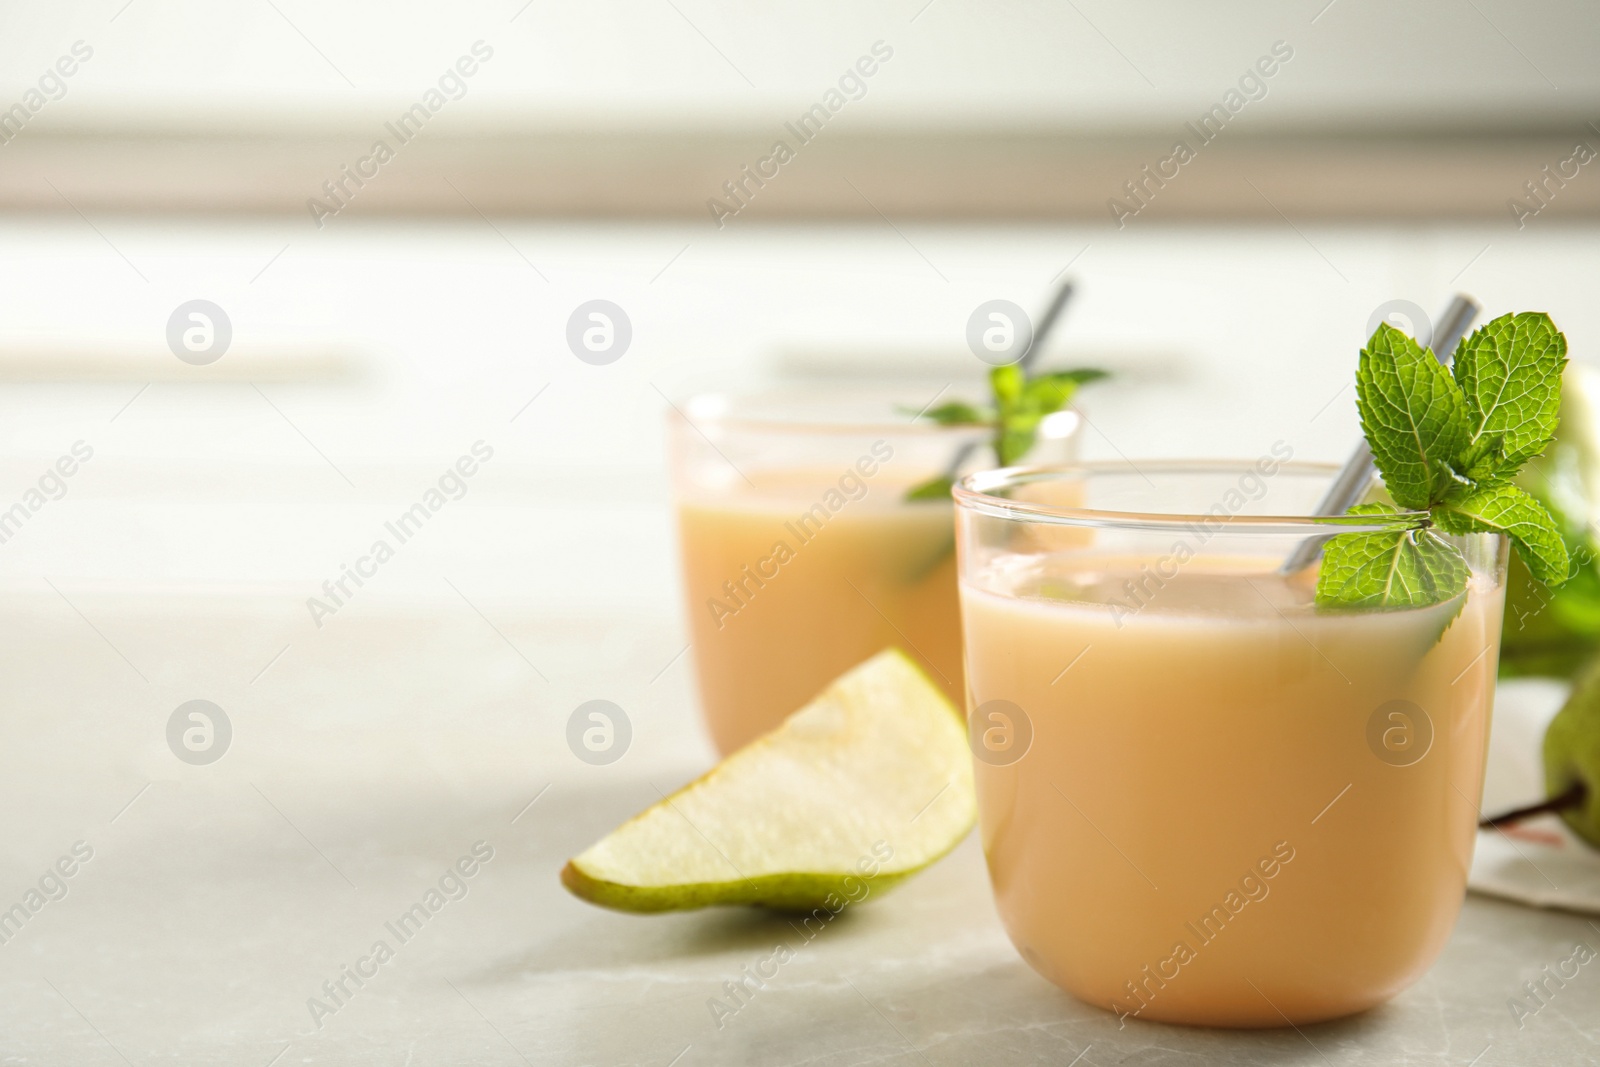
<box><xmin>1279</xmin><ymin>293</ymin><xmax>1481</xmax><ymax>575</ymax></box>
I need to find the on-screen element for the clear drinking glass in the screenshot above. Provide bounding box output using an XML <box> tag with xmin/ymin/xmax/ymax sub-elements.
<box><xmin>952</xmin><ymin>459</ymin><xmax>1507</xmax><ymax>1028</ymax></box>
<box><xmin>670</xmin><ymin>389</ymin><xmax>1079</xmax><ymax>755</ymax></box>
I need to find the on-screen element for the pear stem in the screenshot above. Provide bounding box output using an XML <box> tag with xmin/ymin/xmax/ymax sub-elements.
<box><xmin>1478</xmin><ymin>781</ymin><xmax>1588</xmax><ymax>831</ymax></box>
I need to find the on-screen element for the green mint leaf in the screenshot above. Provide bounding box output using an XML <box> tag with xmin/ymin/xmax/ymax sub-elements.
<box><xmin>1023</xmin><ymin>369</ymin><xmax>1106</xmax><ymax>413</ymax></box>
<box><xmin>1434</xmin><ymin>481</ymin><xmax>1571</xmax><ymax>587</ymax></box>
<box><xmin>902</xmin><ymin>401</ymin><xmax>991</xmax><ymax>426</ymax></box>
<box><xmin>990</xmin><ymin>364</ymin><xmax>1031</xmax><ymax>466</ymax></box>
<box><xmin>1453</xmin><ymin>312</ymin><xmax>1567</xmax><ymax>477</ymax></box>
<box><xmin>1030</xmin><ymin>368</ymin><xmax>1108</xmax><ymax>398</ymax></box>
<box><xmin>991</xmin><ymin>367</ymin><xmax>1109</xmax><ymax>466</ymax></box>
<box><xmin>1355</xmin><ymin>323</ymin><xmax>1471</xmax><ymax>510</ymax></box>
<box><xmin>990</xmin><ymin>364</ymin><xmax>1024</xmax><ymax>405</ymax></box>
<box><xmin>995</xmin><ymin>424</ymin><xmax>1036</xmax><ymax>467</ymax></box>
<box><xmin>1314</xmin><ymin>504</ymin><xmax>1470</xmax><ymax>609</ymax></box>
<box><xmin>903</xmin><ymin>475</ymin><xmax>954</xmax><ymax>501</ymax></box>
<box><xmin>994</xmin><ymin>381</ymin><xmax>1063</xmax><ymax>468</ymax></box>
<box><xmin>927</xmin><ymin>401</ymin><xmax>990</xmax><ymax>425</ymax></box>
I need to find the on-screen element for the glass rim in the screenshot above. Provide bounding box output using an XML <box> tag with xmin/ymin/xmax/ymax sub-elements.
<box><xmin>677</xmin><ymin>389</ymin><xmax>1079</xmax><ymax>440</ymax></box>
<box><xmin>954</xmin><ymin>460</ymin><xmax>1436</xmax><ymax>535</ymax></box>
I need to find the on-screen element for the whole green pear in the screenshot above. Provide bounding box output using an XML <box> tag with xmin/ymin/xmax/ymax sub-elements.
<box><xmin>1543</xmin><ymin>659</ymin><xmax>1600</xmax><ymax>847</ymax></box>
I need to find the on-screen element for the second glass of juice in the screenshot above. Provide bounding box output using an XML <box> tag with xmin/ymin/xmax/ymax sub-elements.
<box><xmin>954</xmin><ymin>460</ymin><xmax>1506</xmax><ymax>1028</ymax></box>
<box><xmin>671</xmin><ymin>390</ymin><xmax>1077</xmax><ymax>754</ymax></box>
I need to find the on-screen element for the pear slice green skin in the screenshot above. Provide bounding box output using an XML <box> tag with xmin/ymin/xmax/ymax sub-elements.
<box><xmin>562</xmin><ymin>649</ymin><xmax>976</xmax><ymax>914</ymax></box>
<box><xmin>559</xmin><ymin>863</ymin><xmax>920</xmax><ymax>914</ymax></box>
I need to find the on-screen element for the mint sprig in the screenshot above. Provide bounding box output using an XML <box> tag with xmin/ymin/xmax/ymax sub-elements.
<box><xmin>1316</xmin><ymin>312</ymin><xmax>1572</xmax><ymax>610</ymax></box>
<box><xmin>903</xmin><ymin>365</ymin><xmax>1107</xmax><ymax>500</ymax></box>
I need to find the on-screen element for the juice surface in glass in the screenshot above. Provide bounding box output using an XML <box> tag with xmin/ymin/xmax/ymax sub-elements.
<box><xmin>954</xmin><ymin>461</ymin><xmax>1507</xmax><ymax>1028</ymax></box>
<box><xmin>671</xmin><ymin>391</ymin><xmax>1077</xmax><ymax>755</ymax></box>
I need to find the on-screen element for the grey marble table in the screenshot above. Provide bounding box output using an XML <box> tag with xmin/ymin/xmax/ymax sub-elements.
<box><xmin>2</xmin><ymin>592</ymin><xmax>1597</xmax><ymax>1066</ymax></box>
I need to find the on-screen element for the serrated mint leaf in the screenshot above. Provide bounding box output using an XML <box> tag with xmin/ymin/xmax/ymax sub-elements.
<box><xmin>1453</xmin><ymin>312</ymin><xmax>1566</xmax><ymax>475</ymax></box>
<box><xmin>1434</xmin><ymin>481</ymin><xmax>1571</xmax><ymax>587</ymax></box>
<box><xmin>1315</xmin><ymin>505</ymin><xmax>1470</xmax><ymax>609</ymax></box>
<box><xmin>1356</xmin><ymin>323</ymin><xmax>1471</xmax><ymax>510</ymax></box>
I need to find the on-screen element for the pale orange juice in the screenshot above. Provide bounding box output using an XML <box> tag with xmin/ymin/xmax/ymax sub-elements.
<box><xmin>679</xmin><ymin>466</ymin><xmax>960</xmax><ymax>753</ymax></box>
<box><xmin>670</xmin><ymin>392</ymin><xmax>1079</xmax><ymax>755</ymax></box>
<box><xmin>954</xmin><ymin>462</ymin><xmax>1507</xmax><ymax>1028</ymax></box>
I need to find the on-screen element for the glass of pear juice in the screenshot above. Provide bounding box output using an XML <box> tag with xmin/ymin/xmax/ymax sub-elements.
<box><xmin>669</xmin><ymin>390</ymin><xmax>1079</xmax><ymax>756</ymax></box>
<box><xmin>952</xmin><ymin>460</ymin><xmax>1507</xmax><ymax>1029</ymax></box>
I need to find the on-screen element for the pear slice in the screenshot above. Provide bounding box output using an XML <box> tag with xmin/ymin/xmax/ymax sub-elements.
<box><xmin>561</xmin><ymin>649</ymin><xmax>976</xmax><ymax>913</ymax></box>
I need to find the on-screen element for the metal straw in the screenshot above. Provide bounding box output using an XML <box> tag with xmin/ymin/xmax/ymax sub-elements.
<box><xmin>939</xmin><ymin>279</ymin><xmax>1076</xmax><ymax>480</ymax></box>
<box><xmin>1279</xmin><ymin>293</ymin><xmax>1481</xmax><ymax>575</ymax></box>
<box><xmin>1021</xmin><ymin>280</ymin><xmax>1076</xmax><ymax>374</ymax></box>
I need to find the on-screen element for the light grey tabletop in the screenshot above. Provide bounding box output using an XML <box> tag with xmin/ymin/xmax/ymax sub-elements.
<box><xmin>2</xmin><ymin>592</ymin><xmax>1598</xmax><ymax>1066</ymax></box>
